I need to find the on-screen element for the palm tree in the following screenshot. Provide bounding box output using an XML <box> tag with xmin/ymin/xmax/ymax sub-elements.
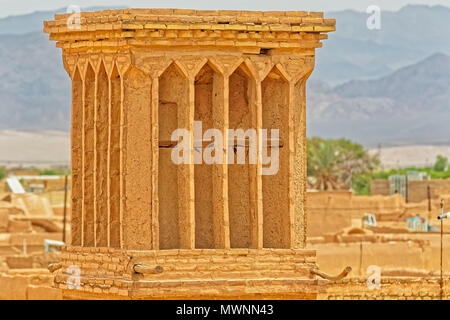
<box><xmin>307</xmin><ymin>138</ymin><xmax>379</xmax><ymax>191</ymax></box>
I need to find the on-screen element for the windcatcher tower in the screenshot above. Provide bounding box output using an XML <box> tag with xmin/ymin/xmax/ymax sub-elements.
<box><xmin>44</xmin><ymin>8</ymin><xmax>335</xmax><ymax>300</ymax></box>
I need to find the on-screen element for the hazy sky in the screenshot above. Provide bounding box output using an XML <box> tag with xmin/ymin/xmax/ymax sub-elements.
<box><xmin>1</xmin><ymin>0</ymin><xmax>450</xmax><ymax>18</ymax></box>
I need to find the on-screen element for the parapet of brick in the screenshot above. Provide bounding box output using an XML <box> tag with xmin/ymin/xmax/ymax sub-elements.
<box><xmin>43</xmin><ymin>9</ymin><xmax>335</xmax><ymax>51</ymax></box>
<box><xmin>55</xmin><ymin>246</ymin><xmax>324</xmax><ymax>299</ymax></box>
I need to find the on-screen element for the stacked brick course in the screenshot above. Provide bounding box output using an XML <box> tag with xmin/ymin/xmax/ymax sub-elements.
<box><xmin>325</xmin><ymin>277</ymin><xmax>450</xmax><ymax>300</ymax></box>
<box><xmin>55</xmin><ymin>246</ymin><xmax>324</xmax><ymax>299</ymax></box>
<box><xmin>44</xmin><ymin>9</ymin><xmax>335</xmax><ymax>52</ymax></box>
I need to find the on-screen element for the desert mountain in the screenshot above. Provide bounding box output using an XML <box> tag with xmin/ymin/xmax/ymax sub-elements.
<box><xmin>0</xmin><ymin>5</ymin><xmax>449</xmax><ymax>147</ymax></box>
<box><xmin>307</xmin><ymin>53</ymin><xmax>450</xmax><ymax>146</ymax></box>
<box><xmin>314</xmin><ymin>5</ymin><xmax>450</xmax><ymax>84</ymax></box>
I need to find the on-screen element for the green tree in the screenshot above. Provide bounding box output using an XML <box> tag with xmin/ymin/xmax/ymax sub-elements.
<box><xmin>0</xmin><ymin>167</ymin><xmax>4</xmax><ymax>180</ymax></box>
<box><xmin>307</xmin><ymin>137</ymin><xmax>379</xmax><ymax>192</ymax></box>
<box><xmin>433</xmin><ymin>155</ymin><xmax>448</xmax><ymax>172</ymax></box>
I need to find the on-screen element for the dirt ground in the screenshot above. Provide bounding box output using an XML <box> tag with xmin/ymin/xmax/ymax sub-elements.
<box><xmin>0</xmin><ymin>130</ymin><xmax>69</xmax><ymax>168</ymax></box>
<box><xmin>369</xmin><ymin>145</ymin><xmax>450</xmax><ymax>168</ymax></box>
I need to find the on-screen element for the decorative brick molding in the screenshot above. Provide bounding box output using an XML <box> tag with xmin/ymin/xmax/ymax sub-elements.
<box><xmin>44</xmin><ymin>9</ymin><xmax>335</xmax><ymax>52</ymax></box>
<box><xmin>55</xmin><ymin>246</ymin><xmax>325</xmax><ymax>299</ymax></box>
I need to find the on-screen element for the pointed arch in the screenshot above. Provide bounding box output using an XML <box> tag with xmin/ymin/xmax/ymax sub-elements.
<box><xmin>158</xmin><ymin>62</ymin><xmax>190</xmax><ymax>249</ymax></box>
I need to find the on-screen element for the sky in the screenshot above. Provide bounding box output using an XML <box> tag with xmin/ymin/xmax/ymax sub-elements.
<box><xmin>1</xmin><ymin>0</ymin><xmax>450</xmax><ymax>18</ymax></box>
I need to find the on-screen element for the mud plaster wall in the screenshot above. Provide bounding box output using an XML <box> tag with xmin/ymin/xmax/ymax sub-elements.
<box><xmin>228</xmin><ymin>67</ymin><xmax>253</xmax><ymax>248</ymax></box>
<box><xmin>95</xmin><ymin>64</ymin><xmax>109</xmax><ymax>247</ymax></box>
<box><xmin>158</xmin><ymin>64</ymin><xmax>189</xmax><ymax>249</ymax></box>
<box><xmin>194</xmin><ymin>64</ymin><xmax>214</xmax><ymax>248</ymax></box>
<box><xmin>408</xmin><ymin>180</ymin><xmax>450</xmax><ymax>203</ymax></box>
<box><xmin>307</xmin><ymin>191</ymin><xmax>407</xmax><ymax>237</ymax></box>
<box><xmin>71</xmin><ymin>68</ymin><xmax>83</xmax><ymax>246</ymax></box>
<box><xmin>109</xmin><ymin>67</ymin><xmax>121</xmax><ymax>248</ymax></box>
<box><xmin>55</xmin><ymin>246</ymin><xmax>319</xmax><ymax>299</ymax></box>
<box><xmin>83</xmin><ymin>65</ymin><xmax>95</xmax><ymax>247</ymax></box>
<box><xmin>294</xmin><ymin>80</ymin><xmax>308</xmax><ymax>247</ymax></box>
<box><xmin>209</xmin><ymin>67</ymin><xmax>227</xmax><ymax>249</ymax></box>
<box><xmin>324</xmin><ymin>278</ymin><xmax>450</xmax><ymax>300</ymax></box>
<box><xmin>72</xmin><ymin>62</ymin><xmax>128</xmax><ymax>249</ymax></box>
<box><xmin>370</xmin><ymin>179</ymin><xmax>390</xmax><ymax>196</ymax></box>
<box><xmin>68</xmin><ymin>54</ymin><xmax>313</xmax><ymax>251</ymax></box>
<box><xmin>371</xmin><ymin>179</ymin><xmax>450</xmax><ymax>203</ymax></box>
<box><xmin>122</xmin><ymin>67</ymin><xmax>152</xmax><ymax>250</ymax></box>
<box><xmin>262</xmin><ymin>69</ymin><xmax>290</xmax><ymax>248</ymax></box>
<box><xmin>66</xmin><ymin>52</ymin><xmax>317</xmax><ymax>252</ymax></box>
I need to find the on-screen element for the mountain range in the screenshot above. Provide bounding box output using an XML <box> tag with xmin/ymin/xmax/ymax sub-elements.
<box><xmin>307</xmin><ymin>53</ymin><xmax>450</xmax><ymax>146</ymax></box>
<box><xmin>0</xmin><ymin>5</ymin><xmax>449</xmax><ymax>147</ymax></box>
<box><xmin>314</xmin><ymin>4</ymin><xmax>450</xmax><ymax>84</ymax></box>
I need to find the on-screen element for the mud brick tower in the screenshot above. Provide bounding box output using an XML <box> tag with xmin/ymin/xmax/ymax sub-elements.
<box><xmin>44</xmin><ymin>8</ymin><xmax>335</xmax><ymax>299</ymax></box>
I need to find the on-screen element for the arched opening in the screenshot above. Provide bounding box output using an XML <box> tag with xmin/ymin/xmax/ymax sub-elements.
<box><xmin>158</xmin><ymin>63</ymin><xmax>189</xmax><ymax>249</ymax></box>
<box><xmin>194</xmin><ymin>62</ymin><xmax>224</xmax><ymax>249</ymax></box>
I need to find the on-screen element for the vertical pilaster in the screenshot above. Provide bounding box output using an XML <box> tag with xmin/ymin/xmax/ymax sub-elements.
<box><xmin>119</xmin><ymin>67</ymin><xmax>125</xmax><ymax>249</ymax></box>
<box><xmin>288</xmin><ymin>81</ymin><xmax>296</xmax><ymax>248</ymax></box>
<box><xmin>179</xmin><ymin>78</ymin><xmax>196</xmax><ymax>249</ymax></box>
<box><xmin>95</xmin><ymin>64</ymin><xmax>109</xmax><ymax>247</ymax></box>
<box><xmin>250</xmin><ymin>78</ymin><xmax>264</xmax><ymax>249</ymax></box>
<box><xmin>261</xmin><ymin>66</ymin><xmax>291</xmax><ymax>249</ymax></box>
<box><xmin>83</xmin><ymin>64</ymin><xmax>96</xmax><ymax>247</ymax></box>
<box><xmin>122</xmin><ymin>66</ymin><xmax>153</xmax><ymax>250</ymax></box>
<box><xmin>109</xmin><ymin>66</ymin><xmax>121</xmax><ymax>248</ymax></box>
<box><xmin>212</xmin><ymin>72</ymin><xmax>230</xmax><ymax>249</ymax></box>
<box><xmin>293</xmin><ymin>78</ymin><xmax>308</xmax><ymax>248</ymax></box>
<box><xmin>281</xmin><ymin>58</ymin><xmax>315</xmax><ymax>249</ymax></box>
<box><xmin>151</xmin><ymin>77</ymin><xmax>159</xmax><ymax>250</ymax></box>
<box><xmin>71</xmin><ymin>68</ymin><xmax>83</xmax><ymax>246</ymax></box>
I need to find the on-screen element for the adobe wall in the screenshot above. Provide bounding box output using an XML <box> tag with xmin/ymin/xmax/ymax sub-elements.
<box><xmin>370</xmin><ymin>179</ymin><xmax>390</xmax><ymax>196</ymax></box>
<box><xmin>371</xmin><ymin>179</ymin><xmax>450</xmax><ymax>203</ymax></box>
<box><xmin>408</xmin><ymin>180</ymin><xmax>450</xmax><ymax>203</ymax></box>
<box><xmin>0</xmin><ymin>271</ymin><xmax>62</xmax><ymax>300</ymax></box>
<box><xmin>324</xmin><ymin>277</ymin><xmax>450</xmax><ymax>300</ymax></box>
<box><xmin>307</xmin><ymin>191</ymin><xmax>405</xmax><ymax>236</ymax></box>
<box><xmin>307</xmin><ymin>191</ymin><xmax>352</xmax><ymax>237</ymax></box>
<box><xmin>54</xmin><ymin>246</ymin><xmax>323</xmax><ymax>300</ymax></box>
